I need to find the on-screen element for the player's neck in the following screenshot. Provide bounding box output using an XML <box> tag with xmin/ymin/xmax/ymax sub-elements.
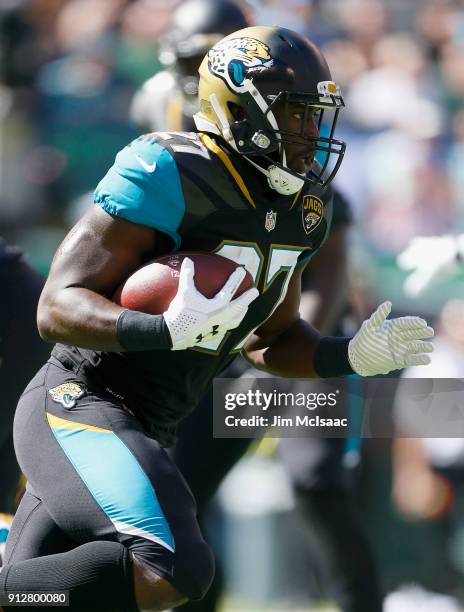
<box><xmin>215</xmin><ymin>136</ymin><xmax>295</xmax><ymax>204</ymax></box>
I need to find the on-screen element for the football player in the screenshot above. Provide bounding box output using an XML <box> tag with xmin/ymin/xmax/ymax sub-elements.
<box><xmin>130</xmin><ymin>0</ymin><xmax>251</xmax><ymax>133</ymax></box>
<box><xmin>132</xmin><ymin>6</ymin><xmax>383</xmax><ymax>609</ymax></box>
<box><xmin>0</xmin><ymin>239</ymin><xmax>50</xmax><ymax>562</ymax></box>
<box><xmin>0</xmin><ymin>240</ymin><xmax>47</xmax><ymax>511</ymax></box>
<box><xmin>1</xmin><ymin>27</ymin><xmax>434</xmax><ymax>611</ymax></box>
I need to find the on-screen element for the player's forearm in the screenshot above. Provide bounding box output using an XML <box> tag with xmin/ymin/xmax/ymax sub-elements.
<box><xmin>243</xmin><ymin>318</ymin><xmax>347</xmax><ymax>378</ymax></box>
<box><xmin>37</xmin><ymin>287</ymin><xmax>127</xmax><ymax>350</ymax></box>
<box><xmin>38</xmin><ymin>287</ymin><xmax>173</xmax><ymax>352</ymax></box>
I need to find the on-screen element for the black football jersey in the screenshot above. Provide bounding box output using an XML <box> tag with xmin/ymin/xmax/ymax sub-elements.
<box><xmin>54</xmin><ymin>131</ymin><xmax>334</xmax><ymax>445</ymax></box>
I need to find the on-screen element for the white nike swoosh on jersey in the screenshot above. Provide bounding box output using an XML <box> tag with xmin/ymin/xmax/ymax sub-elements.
<box><xmin>136</xmin><ymin>155</ymin><xmax>157</xmax><ymax>173</ymax></box>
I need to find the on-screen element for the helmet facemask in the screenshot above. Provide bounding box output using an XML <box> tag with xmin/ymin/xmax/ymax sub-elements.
<box><xmin>218</xmin><ymin>80</ymin><xmax>345</xmax><ymax>194</ymax></box>
<box><xmin>261</xmin><ymin>89</ymin><xmax>345</xmax><ymax>189</ymax></box>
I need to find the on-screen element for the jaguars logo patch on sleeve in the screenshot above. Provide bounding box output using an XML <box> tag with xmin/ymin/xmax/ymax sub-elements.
<box><xmin>49</xmin><ymin>382</ymin><xmax>85</xmax><ymax>408</ymax></box>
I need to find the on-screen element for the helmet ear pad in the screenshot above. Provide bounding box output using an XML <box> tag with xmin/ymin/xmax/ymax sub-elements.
<box><xmin>227</xmin><ymin>96</ymin><xmax>280</xmax><ymax>157</ymax></box>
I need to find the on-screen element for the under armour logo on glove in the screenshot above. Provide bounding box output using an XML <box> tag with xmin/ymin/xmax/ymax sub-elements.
<box><xmin>195</xmin><ymin>325</ymin><xmax>221</xmax><ymax>344</ymax></box>
<box><xmin>164</xmin><ymin>258</ymin><xmax>259</xmax><ymax>351</ymax></box>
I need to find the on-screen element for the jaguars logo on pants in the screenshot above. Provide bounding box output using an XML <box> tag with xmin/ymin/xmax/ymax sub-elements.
<box><xmin>49</xmin><ymin>382</ymin><xmax>85</xmax><ymax>408</ymax></box>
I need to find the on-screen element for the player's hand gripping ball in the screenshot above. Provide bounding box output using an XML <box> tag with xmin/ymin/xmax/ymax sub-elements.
<box><xmin>114</xmin><ymin>252</ymin><xmax>258</xmax><ymax>350</ymax></box>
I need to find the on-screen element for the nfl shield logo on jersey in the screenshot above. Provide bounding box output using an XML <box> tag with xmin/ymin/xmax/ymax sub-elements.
<box><xmin>265</xmin><ymin>210</ymin><xmax>277</xmax><ymax>232</ymax></box>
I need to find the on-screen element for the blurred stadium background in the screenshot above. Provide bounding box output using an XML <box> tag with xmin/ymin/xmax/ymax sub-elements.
<box><xmin>2</xmin><ymin>0</ymin><xmax>464</xmax><ymax>610</ymax></box>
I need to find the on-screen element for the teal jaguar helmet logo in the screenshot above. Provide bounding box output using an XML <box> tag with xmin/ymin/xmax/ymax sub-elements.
<box><xmin>49</xmin><ymin>382</ymin><xmax>85</xmax><ymax>408</ymax></box>
<box><xmin>207</xmin><ymin>36</ymin><xmax>273</xmax><ymax>92</ymax></box>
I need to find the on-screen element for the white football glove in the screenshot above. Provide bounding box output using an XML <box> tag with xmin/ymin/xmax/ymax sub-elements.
<box><xmin>348</xmin><ymin>301</ymin><xmax>434</xmax><ymax>377</ymax></box>
<box><xmin>164</xmin><ymin>257</ymin><xmax>259</xmax><ymax>351</ymax></box>
<box><xmin>397</xmin><ymin>234</ymin><xmax>464</xmax><ymax>297</ymax></box>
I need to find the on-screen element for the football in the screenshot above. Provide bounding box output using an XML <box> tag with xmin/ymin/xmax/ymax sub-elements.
<box><xmin>113</xmin><ymin>251</ymin><xmax>255</xmax><ymax>315</ymax></box>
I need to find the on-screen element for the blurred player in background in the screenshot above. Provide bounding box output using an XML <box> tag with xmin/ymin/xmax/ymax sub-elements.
<box><xmin>1</xmin><ymin>22</ymin><xmax>434</xmax><ymax>612</ymax></box>
<box><xmin>0</xmin><ymin>240</ymin><xmax>50</xmax><ymax>561</ymax></box>
<box><xmin>391</xmin><ymin>298</ymin><xmax>464</xmax><ymax>610</ymax></box>
<box><xmin>398</xmin><ymin>233</ymin><xmax>464</xmax><ymax>298</ymax></box>
<box><xmin>395</xmin><ymin>232</ymin><xmax>464</xmax><ymax>609</ymax></box>
<box><xmin>277</xmin><ymin>213</ymin><xmax>383</xmax><ymax>612</ymax></box>
<box><xmin>130</xmin><ymin>0</ymin><xmax>252</xmax><ymax>133</ymax></box>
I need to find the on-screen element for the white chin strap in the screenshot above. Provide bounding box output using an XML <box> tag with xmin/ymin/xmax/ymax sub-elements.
<box><xmin>243</xmin><ymin>156</ymin><xmax>305</xmax><ymax>195</ymax></box>
<box><xmin>195</xmin><ymin>82</ymin><xmax>305</xmax><ymax>196</ymax></box>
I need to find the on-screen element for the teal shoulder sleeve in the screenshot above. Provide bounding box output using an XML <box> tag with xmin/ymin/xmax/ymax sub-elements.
<box><xmin>94</xmin><ymin>137</ymin><xmax>185</xmax><ymax>248</ymax></box>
